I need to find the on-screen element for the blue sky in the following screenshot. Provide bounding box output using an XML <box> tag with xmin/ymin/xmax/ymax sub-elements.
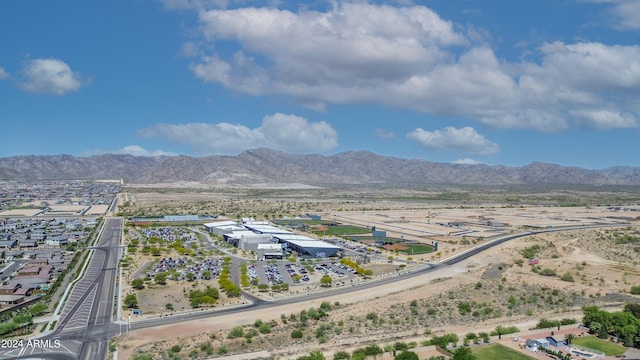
<box><xmin>1</xmin><ymin>0</ymin><xmax>639</xmax><ymax>169</ymax></box>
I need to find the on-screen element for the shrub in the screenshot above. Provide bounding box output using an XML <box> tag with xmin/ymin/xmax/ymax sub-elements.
<box><xmin>539</xmin><ymin>268</ymin><xmax>557</xmax><ymax>276</ymax></box>
<box><xmin>227</xmin><ymin>326</ymin><xmax>244</xmax><ymax>339</ymax></box>
<box><xmin>560</xmin><ymin>272</ymin><xmax>574</xmax><ymax>282</ymax></box>
<box><xmin>259</xmin><ymin>323</ymin><xmax>272</xmax><ymax>334</ymax></box>
<box><xmin>333</xmin><ymin>350</ymin><xmax>350</xmax><ymax>360</ymax></box>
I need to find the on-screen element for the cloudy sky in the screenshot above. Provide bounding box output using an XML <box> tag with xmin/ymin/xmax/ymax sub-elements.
<box><xmin>1</xmin><ymin>0</ymin><xmax>639</xmax><ymax>168</ymax></box>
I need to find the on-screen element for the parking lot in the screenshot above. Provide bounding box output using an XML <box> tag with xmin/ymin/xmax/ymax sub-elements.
<box><xmin>146</xmin><ymin>257</ymin><xmax>223</xmax><ymax>281</ymax></box>
<box><xmin>248</xmin><ymin>260</ymin><xmax>359</xmax><ymax>287</ymax></box>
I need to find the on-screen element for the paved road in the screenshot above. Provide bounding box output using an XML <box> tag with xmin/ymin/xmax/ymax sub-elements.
<box><xmin>123</xmin><ymin>224</ymin><xmax>627</xmax><ymax>331</ymax></box>
<box><xmin>0</xmin><ymin>218</ymin><xmax>123</xmax><ymax>360</ymax></box>
<box><xmin>0</xmin><ymin>222</ymin><xmax>625</xmax><ymax>360</ymax></box>
<box><xmin>0</xmin><ymin>259</ymin><xmax>29</xmax><ymax>281</ymax></box>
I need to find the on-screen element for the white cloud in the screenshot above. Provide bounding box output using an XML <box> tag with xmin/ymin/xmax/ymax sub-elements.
<box><xmin>20</xmin><ymin>58</ymin><xmax>87</xmax><ymax>95</ymax></box>
<box><xmin>260</xmin><ymin>113</ymin><xmax>338</xmax><ymax>153</ymax></box>
<box><xmin>180</xmin><ymin>41</ymin><xmax>203</xmax><ymax>57</ymax></box>
<box><xmin>190</xmin><ymin>3</ymin><xmax>466</xmax><ymax>102</ymax></box>
<box><xmin>569</xmin><ymin>108</ymin><xmax>637</xmax><ymax>129</ymax></box>
<box><xmin>137</xmin><ymin>113</ymin><xmax>338</xmax><ymax>154</ymax></box>
<box><xmin>179</xmin><ymin>2</ymin><xmax>640</xmax><ymax>132</ymax></box>
<box><xmin>375</xmin><ymin>129</ymin><xmax>396</xmax><ymax>139</ymax></box>
<box><xmin>407</xmin><ymin>126</ymin><xmax>499</xmax><ymax>156</ymax></box>
<box><xmin>0</xmin><ymin>67</ymin><xmax>9</xmax><ymax>80</ymax></box>
<box><xmin>600</xmin><ymin>0</ymin><xmax>640</xmax><ymax>30</ymax></box>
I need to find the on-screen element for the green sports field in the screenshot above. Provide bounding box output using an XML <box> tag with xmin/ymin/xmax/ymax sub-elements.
<box><xmin>312</xmin><ymin>225</ymin><xmax>370</xmax><ymax>236</ymax></box>
<box><xmin>472</xmin><ymin>344</ymin><xmax>535</xmax><ymax>360</ymax></box>
<box><xmin>273</xmin><ymin>219</ymin><xmax>335</xmax><ymax>225</ymax></box>
<box><xmin>571</xmin><ymin>336</ymin><xmax>627</xmax><ymax>356</ymax></box>
<box><xmin>400</xmin><ymin>243</ymin><xmax>435</xmax><ymax>254</ymax></box>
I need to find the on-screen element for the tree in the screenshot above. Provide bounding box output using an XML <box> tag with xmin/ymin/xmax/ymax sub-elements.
<box><xmin>202</xmin><ymin>270</ymin><xmax>212</xmax><ymax>280</ymax></box>
<box><xmin>28</xmin><ymin>303</ymin><xmax>48</xmax><ymax>316</ymax></box>
<box><xmin>364</xmin><ymin>344</ymin><xmax>383</xmax><ymax>357</ymax></box>
<box><xmin>624</xmin><ymin>303</ymin><xmax>640</xmax><ymax>318</ymax></box>
<box><xmin>448</xmin><ymin>333</ymin><xmax>459</xmax><ymax>347</ymax></box>
<box><xmin>394</xmin><ymin>351</ymin><xmax>419</xmax><ymax>360</ymax></box>
<box><xmin>297</xmin><ymin>350</ymin><xmax>325</xmax><ymax>360</ymax></box>
<box><xmin>478</xmin><ymin>332</ymin><xmax>490</xmax><ymax>343</ymax></box>
<box><xmin>564</xmin><ymin>333</ymin><xmax>574</xmax><ymax>345</ymax></box>
<box><xmin>320</xmin><ymin>275</ymin><xmax>332</xmax><ymax>287</ymax></box>
<box><xmin>186</xmin><ymin>272</ymin><xmax>196</xmax><ymax>281</ymax></box>
<box><xmin>589</xmin><ymin>321</ymin><xmax>602</xmax><ymax>334</ymax></box>
<box><xmin>394</xmin><ymin>341</ymin><xmax>409</xmax><ymax>352</ymax></box>
<box><xmin>451</xmin><ymin>347</ymin><xmax>477</xmax><ymax>360</ymax></box>
<box><xmin>384</xmin><ymin>344</ymin><xmax>395</xmax><ymax>355</ymax></box>
<box><xmin>333</xmin><ymin>350</ymin><xmax>350</xmax><ymax>360</ymax></box>
<box><xmin>131</xmin><ymin>278</ymin><xmax>145</xmax><ymax>290</ymax></box>
<box><xmin>154</xmin><ymin>272</ymin><xmax>167</xmax><ymax>285</ymax></box>
<box><xmin>124</xmin><ymin>294</ymin><xmax>138</xmax><ymax>309</ymax></box>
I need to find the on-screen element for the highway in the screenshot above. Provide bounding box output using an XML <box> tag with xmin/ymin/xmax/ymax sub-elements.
<box><xmin>0</xmin><ymin>221</ymin><xmax>625</xmax><ymax>360</ymax></box>
<box><xmin>0</xmin><ymin>218</ymin><xmax>123</xmax><ymax>360</ymax></box>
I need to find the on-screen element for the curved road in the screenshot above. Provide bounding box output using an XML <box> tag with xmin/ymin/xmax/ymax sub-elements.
<box><xmin>0</xmin><ymin>222</ymin><xmax>626</xmax><ymax>360</ymax></box>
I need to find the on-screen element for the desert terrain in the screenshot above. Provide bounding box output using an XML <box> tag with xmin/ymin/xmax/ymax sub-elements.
<box><xmin>115</xmin><ymin>186</ymin><xmax>640</xmax><ymax>360</ymax></box>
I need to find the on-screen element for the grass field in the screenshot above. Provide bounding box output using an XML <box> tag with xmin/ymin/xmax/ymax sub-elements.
<box><xmin>571</xmin><ymin>336</ymin><xmax>627</xmax><ymax>356</ymax></box>
<box><xmin>400</xmin><ymin>243</ymin><xmax>435</xmax><ymax>254</ymax></box>
<box><xmin>273</xmin><ymin>219</ymin><xmax>335</xmax><ymax>225</ymax></box>
<box><xmin>348</xmin><ymin>235</ymin><xmax>402</xmax><ymax>243</ymax></box>
<box><xmin>472</xmin><ymin>344</ymin><xmax>535</xmax><ymax>360</ymax></box>
<box><xmin>312</xmin><ymin>225</ymin><xmax>370</xmax><ymax>236</ymax></box>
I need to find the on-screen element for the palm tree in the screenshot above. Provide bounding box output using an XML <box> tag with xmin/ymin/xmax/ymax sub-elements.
<box><xmin>564</xmin><ymin>333</ymin><xmax>574</xmax><ymax>345</ymax></box>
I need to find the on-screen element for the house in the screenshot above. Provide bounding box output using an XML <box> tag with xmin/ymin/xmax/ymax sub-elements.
<box><xmin>5</xmin><ymin>250</ymin><xmax>25</xmax><ymax>258</ymax></box>
<box><xmin>0</xmin><ymin>281</ymin><xmax>29</xmax><ymax>304</ymax></box>
<box><xmin>65</xmin><ymin>220</ymin><xmax>83</xmax><ymax>231</ymax></box>
<box><xmin>17</xmin><ymin>265</ymin><xmax>42</xmax><ymax>276</ymax></box>
<box><xmin>0</xmin><ymin>294</ymin><xmax>25</xmax><ymax>304</ymax></box>
<box><xmin>525</xmin><ymin>338</ymin><xmax>551</xmax><ymax>351</ymax></box>
<box><xmin>19</xmin><ymin>239</ymin><xmax>38</xmax><ymax>248</ymax></box>
<box><xmin>45</xmin><ymin>235</ymin><xmax>69</xmax><ymax>247</ymax></box>
<box><xmin>30</xmin><ymin>229</ymin><xmax>46</xmax><ymax>241</ymax></box>
<box><xmin>546</xmin><ymin>336</ymin><xmax>566</xmax><ymax>347</ymax></box>
<box><xmin>0</xmin><ymin>239</ymin><xmax>17</xmax><ymax>248</ymax></box>
<box><xmin>0</xmin><ymin>282</ymin><xmax>22</xmax><ymax>295</ymax></box>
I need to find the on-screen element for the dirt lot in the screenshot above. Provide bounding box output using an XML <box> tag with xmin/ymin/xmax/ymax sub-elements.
<box><xmin>116</xmin><ymin>188</ymin><xmax>640</xmax><ymax>359</ymax></box>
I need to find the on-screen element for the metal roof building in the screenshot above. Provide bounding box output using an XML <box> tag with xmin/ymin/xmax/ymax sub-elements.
<box><xmin>273</xmin><ymin>234</ymin><xmax>341</xmax><ymax>258</ymax></box>
<box><xmin>243</xmin><ymin>224</ymin><xmax>292</xmax><ymax>235</ymax></box>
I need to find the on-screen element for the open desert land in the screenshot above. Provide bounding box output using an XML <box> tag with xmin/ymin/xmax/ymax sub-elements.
<box><xmin>116</xmin><ymin>186</ymin><xmax>640</xmax><ymax>360</ymax></box>
<box><xmin>0</xmin><ymin>208</ymin><xmax>43</xmax><ymax>216</ymax></box>
<box><xmin>86</xmin><ymin>204</ymin><xmax>111</xmax><ymax>215</ymax></box>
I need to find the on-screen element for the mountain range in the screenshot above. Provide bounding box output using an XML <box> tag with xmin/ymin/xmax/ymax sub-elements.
<box><xmin>1</xmin><ymin>148</ymin><xmax>640</xmax><ymax>187</ymax></box>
